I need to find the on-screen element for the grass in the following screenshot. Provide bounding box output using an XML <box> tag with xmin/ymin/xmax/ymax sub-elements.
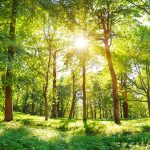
<box><xmin>0</xmin><ymin>112</ymin><xmax>150</xmax><ymax>150</ymax></box>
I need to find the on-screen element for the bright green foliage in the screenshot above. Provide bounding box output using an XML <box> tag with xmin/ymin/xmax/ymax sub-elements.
<box><xmin>0</xmin><ymin>113</ymin><xmax>150</xmax><ymax>150</ymax></box>
<box><xmin>0</xmin><ymin>0</ymin><xmax>150</xmax><ymax>148</ymax></box>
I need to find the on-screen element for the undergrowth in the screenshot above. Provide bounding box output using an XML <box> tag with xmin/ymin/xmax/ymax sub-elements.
<box><xmin>0</xmin><ymin>112</ymin><xmax>150</xmax><ymax>150</ymax></box>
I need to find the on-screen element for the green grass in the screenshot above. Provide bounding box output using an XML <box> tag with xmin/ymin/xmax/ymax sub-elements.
<box><xmin>0</xmin><ymin>112</ymin><xmax>150</xmax><ymax>150</ymax></box>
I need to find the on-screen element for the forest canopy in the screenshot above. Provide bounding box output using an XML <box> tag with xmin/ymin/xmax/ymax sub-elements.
<box><xmin>0</xmin><ymin>0</ymin><xmax>150</xmax><ymax>124</ymax></box>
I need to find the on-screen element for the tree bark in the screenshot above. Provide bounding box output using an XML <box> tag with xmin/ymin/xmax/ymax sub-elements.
<box><xmin>43</xmin><ymin>50</ymin><xmax>51</xmax><ymax>120</ymax></box>
<box><xmin>121</xmin><ymin>76</ymin><xmax>128</xmax><ymax>118</ymax></box>
<box><xmin>90</xmin><ymin>103</ymin><xmax>93</xmax><ymax>119</ymax></box>
<box><xmin>82</xmin><ymin>51</ymin><xmax>87</xmax><ymax>120</ymax></box>
<box><xmin>69</xmin><ymin>71</ymin><xmax>76</xmax><ymax>119</ymax></box>
<box><xmin>94</xmin><ymin>100</ymin><xmax>97</xmax><ymax>119</ymax></box>
<box><xmin>87</xmin><ymin>98</ymin><xmax>89</xmax><ymax>119</ymax></box>
<box><xmin>51</xmin><ymin>51</ymin><xmax>57</xmax><ymax>118</ymax></box>
<box><xmin>120</xmin><ymin>99</ymin><xmax>123</xmax><ymax>119</ymax></box>
<box><xmin>4</xmin><ymin>0</ymin><xmax>17</xmax><ymax>121</ymax></box>
<box><xmin>104</xmin><ymin>36</ymin><xmax>120</xmax><ymax>124</ymax></box>
<box><xmin>43</xmin><ymin>84</ymin><xmax>48</xmax><ymax>120</ymax></box>
<box><xmin>58</xmin><ymin>98</ymin><xmax>64</xmax><ymax>117</ymax></box>
<box><xmin>123</xmin><ymin>101</ymin><xmax>128</xmax><ymax>118</ymax></box>
<box><xmin>57</xmin><ymin>100</ymin><xmax>60</xmax><ymax>117</ymax></box>
<box><xmin>96</xmin><ymin>3</ymin><xmax>120</xmax><ymax>123</ymax></box>
<box><xmin>40</xmin><ymin>100</ymin><xmax>44</xmax><ymax>116</ymax></box>
<box><xmin>31</xmin><ymin>102</ymin><xmax>35</xmax><ymax>115</ymax></box>
<box><xmin>98</xmin><ymin>100</ymin><xmax>102</xmax><ymax>119</ymax></box>
<box><xmin>22</xmin><ymin>88</ymin><xmax>29</xmax><ymax>113</ymax></box>
<box><xmin>147</xmin><ymin>91</ymin><xmax>150</xmax><ymax>117</ymax></box>
<box><xmin>146</xmin><ymin>64</ymin><xmax>150</xmax><ymax>117</ymax></box>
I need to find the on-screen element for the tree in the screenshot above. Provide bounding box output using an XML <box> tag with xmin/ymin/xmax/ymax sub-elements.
<box><xmin>51</xmin><ymin>50</ymin><xmax>57</xmax><ymax>118</ymax></box>
<box><xmin>87</xmin><ymin>0</ymin><xmax>122</xmax><ymax>124</ymax></box>
<box><xmin>120</xmin><ymin>74</ymin><xmax>128</xmax><ymax>118</ymax></box>
<box><xmin>4</xmin><ymin>0</ymin><xmax>18</xmax><ymax>121</ymax></box>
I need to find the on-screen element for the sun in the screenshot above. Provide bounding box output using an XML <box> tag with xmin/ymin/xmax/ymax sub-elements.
<box><xmin>74</xmin><ymin>36</ymin><xmax>88</xmax><ymax>49</ymax></box>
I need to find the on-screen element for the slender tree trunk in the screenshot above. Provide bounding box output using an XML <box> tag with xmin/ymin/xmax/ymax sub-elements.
<box><xmin>87</xmin><ymin>98</ymin><xmax>89</xmax><ymax>119</ymax></box>
<box><xmin>40</xmin><ymin>100</ymin><xmax>43</xmax><ymax>116</ymax></box>
<box><xmin>105</xmin><ymin>109</ymin><xmax>108</xmax><ymax>119</ymax></box>
<box><xmin>102</xmin><ymin>109</ymin><xmax>104</xmax><ymax>119</ymax></box>
<box><xmin>69</xmin><ymin>71</ymin><xmax>76</xmax><ymax>119</ymax></box>
<box><xmin>121</xmin><ymin>76</ymin><xmax>128</xmax><ymax>118</ymax></box>
<box><xmin>58</xmin><ymin>100</ymin><xmax>65</xmax><ymax>118</ymax></box>
<box><xmin>73</xmin><ymin>109</ymin><xmax>75</xmax><ymax>118</ymax></box>
<box><xmin>43</xmin><ymin>85</ymin><xmax>48</xmax><ymax>120</ymax></box>
<box><xmin>43</xmin><ymin>50</ymin><xmax>51</xmax><ymax>120</ymax></box>
<box><xmin>99</xmin><ymin>11</ymin><xmax>120</xmax><ymax>123</ymax></box>
<box><xmin>4</xmin><ymin>0</ymin><xmax>17</xmax><ymax>121</ymax></box>
<box><xmin>14</xmin><ymin>92</ymin><xmax>19</xmax><ymax>111</ymax></box>
<box><xmin>57</xmin><ymin>100</ymin><xmax>60</xmax><ymax>117</ymax></box>
<box><xmin>59</xmin><ymin>99</ymin><xmax>64</xmax><ymax>117</ymax></box>
<box><xmin>82</xmin><ymin>50</ymin><xmax>87</xmax><ymax>120</ymax></box>
<box><xmin>23</xmin><ymin>89</ymin><xmax>29</xmax><ymax>113</ymax></box>
<box><xmin>123</xmin><ymin>101</ymin><xmax>128</xmax><ymax>118</ymax></box>
<box><xmin>98</xmin><ymin>100</ymin><xmax>102</xmax><ymax>119</ymax></box>
<box><xmin>31</xmin><ymin>102</ymin><xmax>35</xmax><ymax>115</ymax></box>
<box><xmin>90</xmin><ymin>103</ymin><xmax>93</xmax><ymax>119</ymax></box>
<box><xmin>94</xmin><ymin>100</ymin><xmax>96</xmax><ymax>119</ymax></box>
<box><xmin>51</xmin><ymin>51</ymin><xmax>57</xmax><ymax>118</ymax></box>
<box><xmin>104</xmin><ymin>37</ymin><xmax>120</xmax><ymax>124</ymax></box>
<box><xmin>120</xmin><ymin>99</ymin><xmax>122</xmax><ymax>119</ymax></box>
<box><xmin>63</xmin><ymin>98</ymin><xmax>70</xmax><ymax>117</ymax></box>
<box><xmin>147</xmin><ymin>92</ymin><xmax>150</xmax><ymax>117</ymax></box>
<box><xmin>146</xmin><ymin>65</ymin><xmax>150</xmax><ymax>117</ymax></box>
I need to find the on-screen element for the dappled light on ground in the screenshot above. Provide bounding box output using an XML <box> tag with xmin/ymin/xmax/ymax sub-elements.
<box><xmin>0</xmin><ymin>113</ymin><xmax>150</xmax><ymax>149</ymax></box>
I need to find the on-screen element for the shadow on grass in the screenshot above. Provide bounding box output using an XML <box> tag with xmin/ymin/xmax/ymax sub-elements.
<box><xmin>0</xmin><ymin>127</ymin><xmax>49</xmax><ymax>150</ymax></box>
<box><xmin>0</xmin><ymin>126</ymin><xmax>69</xmax><ymax>150</ymax></box>
<box><xmin>142</xmin><ymin>125</ymin><xmax>150</xmax><ymax>132</ymax></box>
<box><xmin>57</xmin><ymin>119</ymin><xmax>71</xmax><ymax>131</ymax></box>
<box><xmin>83</xmin><ymin>120</ymin><xmax>105</xmax><ymax>135</ymax></box>
<box><xmin>16</xmin><ymin>117</ymin><xmax>74</xmax><ymax>130</ymax></box>
<box><xmin>83</xmin><ymin>120</ymin><xmax>94</xmax><ymax>135</ymax></box>
<box><xmin>0</xmin><ymin>125</ymin><xmax>150</xmax><ymax>150</ymax></box>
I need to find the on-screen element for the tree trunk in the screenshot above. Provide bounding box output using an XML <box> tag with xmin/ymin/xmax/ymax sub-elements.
<box><xmin>147</xmin><ymin>92</ymin><xmax>150</xmax><ymax>117</ymax></box>
<box><xmin>57</xmin><ymin>100</ymin><xmax>60</xmax><ymax>117</ymax></box>
<box><xmin>63</xmin><ymin>98</ymin><xmax>70</xmax><ymax>117</ymax></box>
<box><xmin>99</xmin><ymin>105</ymin><xmax>102</xmax><ymax>119</ymax></box>
<box><xmin>31</xmin><ymin>102</ymin><xmax>35</xmax><ymax>115</ymax></box>
<box><xmin>99</xmin><ymin>12</ymin><xmax>120</xmax><ymax>123</ymax></box>
<box><xmin>90</xmin><ymin>103</ymin><xmax>93</xmax><ymax>119</ymax></box>
<box><xmin>43</xmin><ymin>50</ymin><xmax>51</xmax><ymax>120</ymax></box>
<box><xmin>87</xmin><ymin>98</ymin><xmax>89</xmax><ymax>119</ymax></box>
<box><xmin>105</xmin><ymin>109</ymin><xmax>108</xmax><ymax>119</ymax></box>
<box><xmin>22</xmin><ymin>88</ymin><xmax>29</xmax><ymax>113</ymax></box>
<box><xmin>69</xmin><ymin>71</ymin><xmax>76</xmax><ymax>119</ymax></box>
<box><xmin>121</xmin><ymin>76</ymin><xmax>128</xmax><ymax>118</ymax></box>
<box><xmin>146</xmin><ymin>64</ymin><xmax>150</xmax><ymax>117</ymax></box>
<box><xmin>94</xmin><ymin>99</ymin><xmax>97</xmax><ymax>119</ymax></box>
<box><xmin>40</xmin><ymin>100</ymin><xmax>44</xmax><ymax>116</ymax></box>
<box><xmin>4</xmin><ymin>0</ymin><xmax>17</xmax><ymax>121</ymax></box>
<box><xmin>59</xmin><ymin>99</ymin><xmax>64</xmax><ymax>117</ymax></box>
<box><xmin>43</xmin><ymin>87</ymin><xmax>48</xmax><ymax>120</ymax></box>
<box><xmin>73</xmin><ymin>109</ymin><xmax>75</xmax><ymax>118</ymax></box>
<box><xmin>82</xmin><ymin>50</ymin><xmax>87</xmax><ymax>120</ymax></box>
<box><xmin>58</xmin><ymin>99</ymin><xmax>66</xmax><ymax>118</ymax></box>
<box><xmin>123</xmin><ymin>101</ymin><xmax>128</xmax><ymax>118</ymax></box>
<box><xmin>104</xmin><ymin>37</ymin><xmax>120</xmax><ymax>124</ymax></box>
<box><xmin>98</xmin><ymin>99</ymin><xmax>102</xmax><ymax>119</ymax></box>
<box><xmin>102</xmin><ymin>109</ymin><xmax>105</xmax><ymax>119</ymax></box>
<box><xmin>120</xmin><ymin>99</ymin><xmax>122</xmax><ymax>119</ymax></box>
<box><xmin>51</xmin><ymin>51</ymin><xmax>57</xmax><ymax>118</ymax></box>
<box><xmin>14</xmin><ymin>92</ymin><xmax>19</xmax><ymax>111</ymax></box>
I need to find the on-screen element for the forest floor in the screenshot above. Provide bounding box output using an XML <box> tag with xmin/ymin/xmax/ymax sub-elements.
<box><xmin>0</xmin><ymin>113</ymin><xmax>150</xmax><ymax>150</ymax></box>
